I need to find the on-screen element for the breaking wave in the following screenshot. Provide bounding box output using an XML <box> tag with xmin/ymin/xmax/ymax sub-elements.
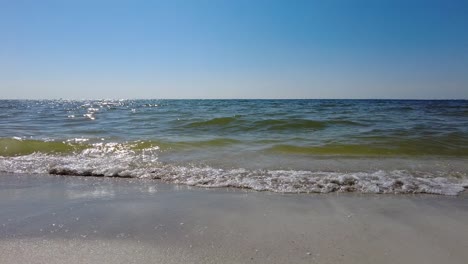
<box><xmin>1</xmin><ymin>140</ymin><xmax>466</xmax><ymax>196</ymax></box>
<box><xmin>2</xmin><ymin>137</ymin><xmax>468</xmax><ymax>157</ymax></box>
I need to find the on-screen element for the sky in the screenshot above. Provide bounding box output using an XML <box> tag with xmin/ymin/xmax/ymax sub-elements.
<box><xmin>1</xmin><ymin>0</ymin><xmax>468</xmax><ymax>99</ymax></box>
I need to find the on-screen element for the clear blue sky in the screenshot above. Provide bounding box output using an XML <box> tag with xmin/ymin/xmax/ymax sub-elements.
<box><xmin>1</xmin><ymin>0</ymin><xmax>467</xmax><ymax>99</ymax></box>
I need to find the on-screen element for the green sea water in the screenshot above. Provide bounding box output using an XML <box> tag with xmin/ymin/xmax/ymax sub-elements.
<box><xmin>1</xmin><ymin>99</ymin><xmax>467</xmax><ymax>195</ymax></box>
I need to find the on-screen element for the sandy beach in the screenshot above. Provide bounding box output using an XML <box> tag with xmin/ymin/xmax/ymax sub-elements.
<box><xmin>3</xmin><ymin>0</ymin><xmax>468</xmax><ymax>262</ymax></box>
<box><xmin>0</xmin><ymin>173</ymin><xmax>467</xmax><ymax>264</ymax></box>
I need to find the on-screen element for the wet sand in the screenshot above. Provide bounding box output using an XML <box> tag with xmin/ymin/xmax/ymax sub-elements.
<box><xmin>1</xmin><ymin>173</ymin><xmax>467</xmax><ymax>264</ymax></box>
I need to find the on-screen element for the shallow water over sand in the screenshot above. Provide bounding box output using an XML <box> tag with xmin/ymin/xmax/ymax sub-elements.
<box><xmin>1</xmin><ymin>174</ymin><xmax>468</xmax><ymax>264</ymax></box>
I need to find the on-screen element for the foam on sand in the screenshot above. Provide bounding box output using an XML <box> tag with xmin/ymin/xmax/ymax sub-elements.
<box><xmin>1</xmin><ymin>142</ymin><xmax>466</xmax><ymax>195</ymax></box>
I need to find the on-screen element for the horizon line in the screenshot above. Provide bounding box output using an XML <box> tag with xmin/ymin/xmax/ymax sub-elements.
<box><xmin>0</xmin><ymin>98</ymin><xmax>466</xmax><ymax>101</ymax></box>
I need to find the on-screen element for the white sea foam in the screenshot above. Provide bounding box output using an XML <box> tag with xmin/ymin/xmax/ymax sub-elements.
<box><xmin>0</xmin><ymin>142</ymin><xmax>466</xmax><ymax>196</ymax></box>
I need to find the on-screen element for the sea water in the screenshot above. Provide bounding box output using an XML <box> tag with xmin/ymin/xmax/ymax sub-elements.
<box><xmin>1</xmin><ymin>99</ymin><xmax>467</xmax><ymax>195</ymax></box>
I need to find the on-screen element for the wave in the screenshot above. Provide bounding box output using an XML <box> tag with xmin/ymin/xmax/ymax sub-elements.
<box><xmin>266</xmin><ymin>142</ymin><xmax>468</xmax><ymax>156</ymax></box>
<box><xmin>2</xmin><ymin>136</ymin><xmax>468</xmax><ymax>157</ymax></box>
<box><xmin>0</xmin><ymin>138</ymin><xmax>247</xmax><ymax>157</ymax></box>
<box><xmin>0</xmin><ymin>138</ymin><xmax>86</xmax><ymax>156</ymax></box>
<box><xmin>268</xmin><ymin>144</ymin><xmax>388</xmax><ymax>155</ymax></box>
<box><xmin>253</xmin><ymin>119</ymin><xmax>327</xmax><ymax>130</ymax></box>
<box><xmin>183</xmin><ymin>117</ymin><xmax>368</xmax><ymax>132</ymax></box>
<box><xmin>44</xmin><ymin>166</ymin><xmax>467</xmax><ymax>196</ymax></box>
<box><xmin>186</xmin><ymin>116</ymin><xmax>240</xmax><ymax>127</ymax></box>
<box><xmin>0</xmin><ymin>140</ymin><xmax>467</xmax><ymax>196</ymax></box>
<box><xmin>2</xmin><ymin>156</ymin><xmax>467</xmax><ymax>196</ymax></box>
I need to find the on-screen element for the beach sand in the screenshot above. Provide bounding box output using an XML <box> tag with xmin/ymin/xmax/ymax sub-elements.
<box><xmin>1</xmin><ymin>173</ymin><xmax>467</xmax><ymax>264</ymax></box>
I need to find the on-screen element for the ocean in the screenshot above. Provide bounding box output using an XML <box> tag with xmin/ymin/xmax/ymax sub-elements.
<box><xmin>1</xmin><ymin>99</ymin><xmax>467</xmax><ymax>195</ymax></box>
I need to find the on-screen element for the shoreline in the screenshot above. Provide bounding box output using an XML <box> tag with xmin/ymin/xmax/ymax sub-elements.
<box><xmin>1</xmin><ymin>173</ymin><xmax>468</xmax><ymax>263</ymax></box>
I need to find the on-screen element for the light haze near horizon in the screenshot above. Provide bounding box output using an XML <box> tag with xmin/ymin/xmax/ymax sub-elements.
<box><xmin>1</xmin><ymin>0</ymin><xmax>467</xmax><ymax>99</ymax></box>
